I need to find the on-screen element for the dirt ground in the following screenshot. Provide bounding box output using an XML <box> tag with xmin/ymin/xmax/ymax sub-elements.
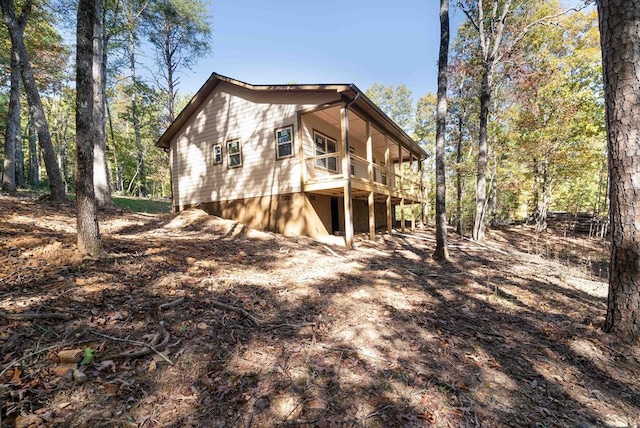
<box><xmin>1</xmin><ymin>193</ymin><xmax>638</xmax><ymax>428</ymax></box>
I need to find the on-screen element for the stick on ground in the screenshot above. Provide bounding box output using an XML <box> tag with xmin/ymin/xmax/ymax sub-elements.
<box><xmin>210</xmin><ymin>300</ymin><xmax>261</xmax><ymax>326</ymax></box>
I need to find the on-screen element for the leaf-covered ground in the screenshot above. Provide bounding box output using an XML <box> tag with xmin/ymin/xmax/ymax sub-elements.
<box><xmin>1</xmin><ymin>193</ymin><xmax>638</xmax><ymax>428</ymax></box>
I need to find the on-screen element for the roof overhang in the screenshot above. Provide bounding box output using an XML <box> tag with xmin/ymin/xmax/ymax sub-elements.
<box><xmin>155</xmin><ymin>73</ymin><xmax>427</xmax><ymax>160</ymax></box>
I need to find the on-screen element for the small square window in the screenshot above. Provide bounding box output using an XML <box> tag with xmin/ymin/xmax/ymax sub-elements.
<box><xmin>276</xmin><ymin>125</ymin><xmax>294</xmax><ymax>159</ymax></box>
<box><xmin>212</xmin><ymin>144</ymin><xmax>222</xmax><ymax>164</ymax></box>
<box><xmin>227</xmin><ymin>139</ymin><xmax>242</xmax><ymax>168</ymax></box>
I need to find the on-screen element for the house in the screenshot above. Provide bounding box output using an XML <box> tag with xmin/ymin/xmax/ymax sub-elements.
<box><xmin>156</xmin><ymin>73</ymin><xmax>428</xmax><ymax>248</ymax></box>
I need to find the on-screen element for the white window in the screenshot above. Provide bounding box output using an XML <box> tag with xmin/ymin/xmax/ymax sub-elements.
<box><xmin>212</xmin><ymin>144</ymin><xmax>222</xmax><ymax>164</ymax></box>
<box><xmin>314</xmin><ymin>131</ymin><xmax>337</xmax><ymax>173</ymax></box>
<box><xmin>227</xmin><ymin>139</ymin><xmax>242</xmax><ymax>168</ymax></box>
<box><xmin>276</xmin><ymin>125</ymin><xmax>294</xmax><ymax>159</ymax></box>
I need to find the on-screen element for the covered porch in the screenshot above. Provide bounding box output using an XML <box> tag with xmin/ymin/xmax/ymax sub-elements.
<box><xmin>298</xmin><ymin>96</ymin><xmax>428</xmax><ymax>248</ymax></box>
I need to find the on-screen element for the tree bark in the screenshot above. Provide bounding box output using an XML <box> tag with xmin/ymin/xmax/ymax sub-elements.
<box><xmin>433</xmin><ymin>0</ymin><xmax>451</xmax><ymax>262</ymax></box>
<box><xmin>15</xmin><ymin>127</ymin><xmax>25</xmax><ymax>188</ymax></box>
<box><xmin>27</xmin><ymin>118</ymin><xmax>38</xmax><ymax>186</ymax></box>
<box><xmin>535</xmin><ymin>159</ymin><xmax>549</xmax><ymax>233</ymax></box>
<box><xmin>2</xmin><ymin>43</ymin><xmax>19</xmax><ymax>192</ymax></box>
<box><xmin>455</xmin><ymin>111</ymin><xmax>464</xmax><ymax>236</ymax></box>
<box><xmin>473</xmin><ymin>61</ymin><xmax>491</xmax><ymax>241</ymax></box>
<box><xmin>597</xmin><ymin>0</ymin><xmax>640</xmax><ymax>344</ymax></box>
<box><xmin>93</xmin><ymin>5</ymin><xmax>112</xmax><ymax>206</ymax></box>
<box><xmin>76</xmin><ymin>0</ymin><xmax>102</xmax><ymax>256</ymax></box>
<box><xmin>0</xmin><ymin>0</ymin><xmax>66</xmax><ymax>202</ymax></box>
<box><xmin>106</xmin><ymin>97</ymin><xmax>123</xmax><ymax>192</ymax></box>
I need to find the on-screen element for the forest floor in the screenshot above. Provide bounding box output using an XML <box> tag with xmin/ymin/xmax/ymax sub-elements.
<box><xmin>1</xmin><ymin>193</ymin><xmax>638</xmax><ymax>428</ymax></box>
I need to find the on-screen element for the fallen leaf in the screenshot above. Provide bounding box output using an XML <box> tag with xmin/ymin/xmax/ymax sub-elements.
<box><xmin>11</xmin><ymin>367</ymin><xmax>21</xmax><ymax>384</ymax></box>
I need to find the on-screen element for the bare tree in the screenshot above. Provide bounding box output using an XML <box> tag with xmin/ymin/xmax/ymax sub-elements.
<box><xmin>597</xmin><ymin>0</ymin><xmax>640</xmax><ymax>344</ymax></box>
<box><xmin>433</xmin><ymin>0</ymin><xmax>451</xmax><ymax>262</ymax></box>
<box><xmin>144</xmin><ymin>0</ymin><xmax>212</xmax><ymax>124</ymax></box>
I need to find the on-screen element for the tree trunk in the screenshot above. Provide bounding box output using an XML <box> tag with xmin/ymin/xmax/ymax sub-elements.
<box><xmin>597</xmin><ymin>0</ymin><xmax>640</xmax><ymax>344</ymax></box>
<box><xmin>106</xmin><ymin>97</ymin><xmax>123</xmax><ymax>192</ymax></box>
<box><xmin>535</xmin><ymin>160</ymin><xmax>549</xmax><ymax>233</ymax></box>
<box><xmin>93</xmin><ymin>7</ymin><xmax>112</xmax><ymax>207</ymax></box>
<box><xmin>166</xmin><ymin>43</ymin><xmax>175</xmax><ymax>124</ymax></box>
<box><xmin>76</xmin><ymin>0</ymin><xmax>102</xmax><ymax>256</ymax></box>
<box><xmin>27</xmin><ymin>118</ymin><xmax>38</xmax><ymax>186</ymax></box>
<box><xmin>487</xmin><ymin>154</ymin><xmax>498</xmax><ymax>225</ymax></box>
<box><xmin>433</xmin><ymin>0</ymin><xmax>450</xmax><ymax>262</ymax></box>
<box><xmin>128</xmin><ymin>26</ymin><xmax>147</xmax><ymax>197</ymax></box>
<box><xmin>15</xmin><ymin>128</ymin><xmax>25</xmax><ymax>188</ymax></box>
<box><xmin>473</xmin><ymin>62</ymin><xmax>491</xmax><ymax>242</ymax></box>
<box><xmin>2</xmin><ymin>43</ymin><xmax>19</xmax><ymax>192</ymax></box>
<box><xmin>0</xmin><ymin>0</ymin><xmax>66</xmax><ymax>202</ymax></box>
<box><xmin>456</xmin><ymin>111</ymin><xmax>464</xmax><ymax>236</ymax></box>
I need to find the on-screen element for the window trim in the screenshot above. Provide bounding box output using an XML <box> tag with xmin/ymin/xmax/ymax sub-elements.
<box><xmin>275</xmin><ymin>124</ymin><xmax>295</xmax><ymax>160</ymax></box>
<box><xmin>212</xmin><ymin>143</ymin><xmax>222</xmax><ymax>165</ymax></box>
<box><xmin>313</xmin><ymin>130</ymin><xmax>338</xmax><ymax>173</ymax></box>
<box><xmin>227</xmin><ymin>139</ymin><xmax>243</xmax><ymax>168</ymax></box>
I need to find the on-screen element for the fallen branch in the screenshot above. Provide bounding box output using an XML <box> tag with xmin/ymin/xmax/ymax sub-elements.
<box><xmin>210</xmin><ymin>300</ymin><xmax>261</xmax><ymax>326</ymax></box>
<box><xmin>322</xmin><ymin>245</ymin><xmax>347</xmax><ymax>259</ymax></box>
<box><xmin>461</xmin><ymin>236</ymin><xmax>509</xmax><ymax>255</ymax></box>
<box><xmin>94</xmin><ymin>322</ymin><xmax>173</xmax><ymax>365</ymax></box>
<box><xmin>159</xmin><ymin>297</ymin><xmax>185</xmax><ymax>310</ymax></box>
<box><xmin>263</xmin><ymin>322</ymin><xmax>316</xmax><ymax>332</ymax></box>
<box><xmin>0</xmin><ymin>311</ymin><xmax>72</xmax><ymax>321</ymax></box>
<box><xmin>0</xmin><ymin>344</ymin><xmax>66</xmax><ymax>379</ymax></box>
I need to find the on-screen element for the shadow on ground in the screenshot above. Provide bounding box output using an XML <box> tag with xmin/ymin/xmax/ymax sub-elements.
<box><xmin>0</xmin><ymin>197</ymin><xmax>637</xmax><ymax>427</ymax></box>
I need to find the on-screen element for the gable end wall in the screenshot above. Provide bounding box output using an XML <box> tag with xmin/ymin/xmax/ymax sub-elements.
<box><xmin>170</xmin><ymin>82</ymin><xmax>339</xmax><ymax>207</ymax></box>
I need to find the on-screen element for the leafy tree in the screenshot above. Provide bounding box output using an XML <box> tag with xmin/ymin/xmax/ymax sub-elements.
<box><xmin>597</xmin><ymin>0</ymin><xmax>640</xmax><ymax>344</ymax></box>
<box><xmin>144</xmin><ymin>0</ymin><xmax>212</xmax><ymax>125</ymax></box>
<box><xmin>478</xmin><ymin>7</ymin><xmax>604</xmax><ymax>229</ymax></box>
<box><xmin>414</xmin><ymin>93</ymin><xmax>436</xmax><ymax>151</ymax></box>
<box><xmin>0</xmin><ymin>0</ymin><xmax>66</xmax><ymax>201</ymax></box>
<box><xmin>433</xmin><ymin>0</ymin><xmax>451</xmax><ymax>262</ymax></box>
<box><xmin>366</xmin><ymin>83</ymin><xmax>414</xmax><ymax>135</ymax></box>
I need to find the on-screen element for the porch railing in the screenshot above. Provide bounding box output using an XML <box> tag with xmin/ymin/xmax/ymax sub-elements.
<box><xmin>304</xmin><ymin>153</ymin><xmax>426</xmax><ymax>201</ymax></box>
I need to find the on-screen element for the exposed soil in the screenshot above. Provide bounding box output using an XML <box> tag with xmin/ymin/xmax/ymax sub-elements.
<box><xmin>0</xmin><ymin>193</ymin><xmax>638</xmax><ymax>428</ymax></box>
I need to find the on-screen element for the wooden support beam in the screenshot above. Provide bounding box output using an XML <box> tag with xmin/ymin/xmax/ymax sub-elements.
<box><xmin>387</xmin><ymin>195</ymin><xmax>392</xmax><ymax>235</ymax></box>
<box><xmin>366</xmin><ymin>121</ymin><xmax>375</xmax><ymax>240</ymax></box>
<box><xmin>385</xmin><ymin>144</ymin><xmax>392</xmax><ymax>235</ymax></box>
<box><xmin>401</xmin><ymin>197</ymin><xmax>405</xmax><ymax>234</ymax></box>
<box><xmin>410</xmin><ymin>154</ymin><xmax>415</xmax><ymax>231</ymax></box>
<box><xmin>398</xmin><ymin>144</ymin><xmax>404</xmax><ymax>234</ymax></box>
<box><xmin>297</xmin><ymin>112</ymin><xmax>306</xmax><ymax>191</ymax></box>
<box><xmin>341</xmin><ymin>102</ymin><xmax>354</xmax><ymax>249</ymax></box>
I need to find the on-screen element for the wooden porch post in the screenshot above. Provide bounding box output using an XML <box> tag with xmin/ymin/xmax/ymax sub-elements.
<box><xmin>419</xmin><ymin>159</ymin><xmax>425</xmax><ymax>227</ymax></box>
<box><xmin>341</xmin><ymin>101</ymin><xmax>355</xmax><ymax>249</ymax></box>
<box><xmin>298</xmin><ymin>112</ymin><xmax>306</xmax><ymax>191</ymax></box>
<box><xmin>366</xmin><ymin>121</ymin><xmax>375</xmax><ymax>241</ymax></box>
<box><xmin>410</xmin><ymin>154</ymin><xmax>416</xmax><ymax>232</ymax></box>
<box><xmin>399</xmin><ymin>144</ymin><xmax>405</xmax><ymax>234</ymax></box>
<box><xmin>385</xmin><ymin>144</ymin><xmax>392</xmax><ymax>235</ymax></box>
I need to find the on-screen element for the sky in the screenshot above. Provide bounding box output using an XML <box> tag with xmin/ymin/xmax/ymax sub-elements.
<box><xmin>176</xmin><ymin>0</ymin><xmax>467</xmax><ymax>101</ymax></box>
